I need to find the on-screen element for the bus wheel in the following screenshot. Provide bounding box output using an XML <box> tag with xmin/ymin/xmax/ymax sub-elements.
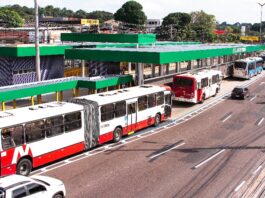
<box><xmin>113</xmin><ymin>127</ymin><xmax>122</xmax><ymax>143</ymax></box>
<box><xmin>16</xmin><ymin>158</ymin><xmax>32</xmax><ymax>176</ymax></box>
<box><xmin>154</xmin><ymin>113</ymin><xmax>161</xmax><ymax>127</ymax></box>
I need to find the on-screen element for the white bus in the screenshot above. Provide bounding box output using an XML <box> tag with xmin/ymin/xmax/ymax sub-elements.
<box><xmin>172</xmin><ymin>70</ymin><xmax>222</xmax><ymax>103</ymax></box>
<box><xmin>233</xmin><ymin>57</ymin><xmax>263</xmax><ymax>79</ymax></box>
<box><xmin>0</xmin><ymin>85</ymin><xmax>171</xmax><ymax>176</ymax></box>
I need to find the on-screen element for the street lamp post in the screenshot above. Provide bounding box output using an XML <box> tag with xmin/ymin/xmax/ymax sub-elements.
<box><xmin>34</xmin><ymin>0</ymin><xmax>41</xmax><ymax>81</ymax></box>
<box><xmin>258</xmin><ymin>3</ymin><xmax>265</xmax><ymax>43</ymax></box>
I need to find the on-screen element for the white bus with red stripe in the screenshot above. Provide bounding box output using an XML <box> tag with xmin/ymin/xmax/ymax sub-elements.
<box><xmin>172</xmin><ymin>70</ymin><xmax>222</xmax><ymax>103</ymax></box>
<box><xmin>0</xmin><ymin>85</ymin><xmax>171</xmax><ymax>176</ymax></box>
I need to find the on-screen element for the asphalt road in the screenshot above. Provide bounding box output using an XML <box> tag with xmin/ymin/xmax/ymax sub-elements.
<box><xmin>38</xmin><ymin>75</ymin><xmax>265</xmax><ymax>198</ymax></box>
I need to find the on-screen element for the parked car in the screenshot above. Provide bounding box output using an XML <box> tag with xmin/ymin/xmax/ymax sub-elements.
<box><xmin>231</xmin><ymin>86</ymin><xmax>250</xmax><ymax>99</ymax></box>
<box><xmin>0</xmin><ymin>174</ymin><xmax>66</xmax><ymax>198</ymax></box>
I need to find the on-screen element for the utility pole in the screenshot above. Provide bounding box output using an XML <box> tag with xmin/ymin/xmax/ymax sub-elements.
<box><xmin>34</xmin><ymin>0</ymin><xmax>41</xmax><ymax>81</ymax></box>
<box><xmin>258</xmin><ymin>3</ymin><xmax>265</xmax><ymax>43</ymax></box>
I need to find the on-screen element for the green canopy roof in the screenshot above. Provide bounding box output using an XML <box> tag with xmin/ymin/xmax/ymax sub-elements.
<box><xmin>65</xmin><ymin>44</ymin><xmax>265</xmax><ymax>64</ymax></box>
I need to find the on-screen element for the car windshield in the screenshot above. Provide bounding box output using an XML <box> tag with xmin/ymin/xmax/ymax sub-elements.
<box><xmin>234</xmin><ymin>62</ymin><xmax>247</xmax><ymax>69</ymax></box>
<box><xmin>174</xmin><ymin>78</ymin><xmax>193</xmax><ymax>87</ymax></box>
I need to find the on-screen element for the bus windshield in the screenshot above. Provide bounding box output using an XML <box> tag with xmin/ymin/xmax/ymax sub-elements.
<box><xmin>234</xmin><ymin>62</ymin><xmax>247</xmax><ymax>69</ymax></box>
<box><xmin>174</xmin><ymin>78</ymin><xmax>194</xmax><ymax>87</ymax></box>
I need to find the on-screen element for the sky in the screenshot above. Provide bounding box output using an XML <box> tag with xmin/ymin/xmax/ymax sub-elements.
<box><xmin>0</xmin><ymin>0</ymin><xmax>263</xmax><ymax>24</ymax></box>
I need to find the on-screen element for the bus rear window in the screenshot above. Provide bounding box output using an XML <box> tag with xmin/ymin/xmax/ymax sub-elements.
<box><xmin>234</xmin><ymin>62</ymin><xmax>247</xmax><ymax>69</ymax></box>
<box><xmin>174</xmin><ymin>78</ymin><xmax>193</xmax><ymax>87</ymax></box>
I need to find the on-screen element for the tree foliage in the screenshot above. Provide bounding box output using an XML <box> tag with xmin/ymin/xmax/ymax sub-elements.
<box><xmin>190</xmin><ymin>11</ymin><xmax>217</xmax><ymax>42</ymax></box>
<box><xmin>86</xmin><ymin>11</ymin><xmax>114</xmax><ymax>24</ymax></box>
<box><xmin>114</xmin><ymin>1</ymin><xmax>147</xmax><ymax>25</ymax></box>
<box><xmin>162</xmin><ymin>12</ymin><xmax>191</xmax><ymax>28</ymax></box>
<box><xmin>0</xmin><ymin>8</ymin><xmax>24</xmax><ymax>27</ymax></box>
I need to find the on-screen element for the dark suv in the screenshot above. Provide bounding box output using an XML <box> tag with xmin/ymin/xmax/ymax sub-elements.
<box><xmin>231</xmin><ymin>86</ymin><xmax>250</xmax><ymax>99</ymax></box>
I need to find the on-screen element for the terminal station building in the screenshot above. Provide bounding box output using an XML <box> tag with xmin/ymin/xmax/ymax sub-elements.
<box><xmin>0</xmin><ymin>33</ymin><xmax>264</xmax><ymax>87</ymax></box>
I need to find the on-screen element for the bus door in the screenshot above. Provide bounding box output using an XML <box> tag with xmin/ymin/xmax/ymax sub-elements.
<box><xmin>126</xmin><ymin>99</ymin><xmax>137</xmax><ymax>134</ymax></box>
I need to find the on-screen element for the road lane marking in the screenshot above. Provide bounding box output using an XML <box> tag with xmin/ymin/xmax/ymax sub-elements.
<box><xmin>193</xmin><ymin>149</ymin><xmax>225</xmax><ymax>169</ymax></box>
<box><xmin>258</xmin><ymin>118</ymin><xmax>264</xmax><ymax>126</ymax></box>
<box><xmin>149</xmin><ymin>142</ymin><xmax>185</xmax><ymax>159</ymax></box>
<box><xmin>250</xmin><ymin>95</ymin><xmax>257</xmax><ymax>102</ymax></box>
<box><xmin>234</xmin><ymin>181</ymin><xmax>246</xmax><ymax>192</ymax></box>
<box><xmin>253</xmin><ymin>165</ymin><xmax>262</xmax><ymax>174</ymax></box>
<box><xmin>222</xmin><ymin>114</ymin><xmax>232</xmax><ymax>122</ymax></box>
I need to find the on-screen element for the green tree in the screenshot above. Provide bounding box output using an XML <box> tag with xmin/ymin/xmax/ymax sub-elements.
<box><xmin>86</xmin><ymin>11</ymin><xmax>113</xmax><ymax>23</ymax></box>
<box><xmin>0</xmin><ymin>8</ymin><xmax>24</xmax><ymax>27</ymax></box>
<box><xmin>74</xmin><ymin>9</ymin><xmax>87</xmax><ymax>19</ymax></box>
<box><xmin>190</xmin><ymin>11</ymin><xmax>216</xmax><ymax>42</ymax></box>
<box><xmin>162</xmin><ymin>12</ymin><xmax>191</xmax><ymax>28</ymax></box>
<box><xmin>114</xmin><ymin>1</ymin><xmax>147</xmax><ymax>25</ymax></box>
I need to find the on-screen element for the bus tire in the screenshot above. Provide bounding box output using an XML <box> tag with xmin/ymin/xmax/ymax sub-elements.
<box><xmin>154</xmin><ymin>113</ymin><xmax>161</xmax><ymax>127</ymax></box>
<box><xmin>113</xmin><ymin>127</ymin><xmax>122</xmax><ymax>143</ymax></box>
<box><xmin>16</xmin><ymin>158</ymin><xmax>32</xmax><ymax>176</ymax></box>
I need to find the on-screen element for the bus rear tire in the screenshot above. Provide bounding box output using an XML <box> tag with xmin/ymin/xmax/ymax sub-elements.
<box><xmin>16</xmin><ymin>158</ymin><xmax>32</xmax><ymax>176</ymax></box>
<box><xmin>154</xmin><ymin>113</ymin><xmax>161</xmax><ymax>127</ymax></box>
<box><xmin>113</xmin><ymin>127</ymin><xmax>122</xmax><ymax>143</ymax></box>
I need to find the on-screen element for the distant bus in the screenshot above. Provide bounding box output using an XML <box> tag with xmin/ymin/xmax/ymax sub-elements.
<box><xmin>233</xmin><ymin>57</ymin><xmax>263</xmax><ymax>79</ymax></box>
<box><xmin>0</xmin><ymin>85</ymin><xmax>172</xmax><ymax>176</ymax></box>
<box><xmin>172</xmin><ymin>70</ymin><xmax>222</xmax><ymax>103</ymax></box>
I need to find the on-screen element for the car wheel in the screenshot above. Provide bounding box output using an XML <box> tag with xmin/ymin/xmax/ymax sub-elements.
<box><xmin>16</xmin><ymin>158</ymin><xmax>32</xmax><ymax>176</ymax></box>
<box><xmin>154</xmin><ymin>113</ymin><xmax>161</xmax><ymax>127</ymax></box>
<box><xmin>113</xmin><ymin>127</ymin><xmax>122</xmax><ymax>143</ymax></box>
<box><xmin>53</xmin><ymin>193</ymin><xmax>64</xmax><ymax>198</ymax></box>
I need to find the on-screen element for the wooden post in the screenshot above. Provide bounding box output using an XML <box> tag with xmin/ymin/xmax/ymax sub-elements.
<box><xmin>13</xmin><ymin>100</ymin><xmax>17</xmax><ymax>109</ymax></box>
<box><xmin>37</xmin><ymin>95</ymin><xmax>42</xmax><ymax>104</ymax></box>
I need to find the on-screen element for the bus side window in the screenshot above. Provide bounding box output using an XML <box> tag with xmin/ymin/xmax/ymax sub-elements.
<box><xmin>138</xmin><ymin>96</ymin><xmax>148</xmax><ymax>111</ymax></box>
<box><xmin>148</xmin><ymin>94</ymin><xmax>156</xmax><ymax>108</ymax></box>
<box><xmin>25</xmin><ymin>121</ymin><xmax>45</xmax><ymax>143</ymax></box>
<box><xmin>156</xmin><ymin>92</ymin><xmax>164</xmax><ymax>106</ymax></box>
<box><xmin>201</xmin><ymin>78</ymin><xmax>208</xmax><ymax>88</ymax></box>
<box><xmin>101</xmin><ymin>104</ymin><xmax>114</xmax><ymax>122</ymax></box>
<box><xmin>165</xmin><ymin>94</ymin><xmax>171</xmax><ymax>105</ymax></box>
<box><xmin>46</xmin><ymin>116</ymin><xmax>64</xmax><ymax>137</ymax></box>
<box><xmin>1</xmin><ymin>126</ymin><xmax>23</xmax><ymax>150</ymax></box>
<box><xmin>115</xmin><ymin>101</ymin><xmax>126</xmax><ymax>118</ymax></box>
<box><xmin>64</xmin><ymin>112</ymin><xmax>82</xmax><ymax>132</ymax></box>
<box><xmin>128</xmin><ymin>103</ymin><xmax>136</xmax><ymax>114</ymax></box>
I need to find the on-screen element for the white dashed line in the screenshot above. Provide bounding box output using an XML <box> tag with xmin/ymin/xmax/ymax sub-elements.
<box><xmin>250</xmin><ymin>95</ymin><xmax>257</xmax><ymax>102</ymax></box>
<box><xmin>253</xmin><ymin>165</ymin><xmax>262</xmax><ymax>174</ymax></box>
<box><xmin>222</xmin><ymin>114</ymin><xmax>232</xmax><ymax>123</ymax></box>
<box><xmin>234</xmin><ymin>181</ymin><xmax>246</xmax><ymax>192</ymax></box>
<box><xmin>258</xmin><ymin>118</ymin><xmax>264</xmax><ymax>126</ymax></box>
<box><xmin>150</xmin><ymin>142</ymin><xmax>185</xmax><ymax>159</ymax></box>
<box><xmin>194</xmin><ymin>149</ymin><xmax>225</xmax><ymax>169</ymax></box>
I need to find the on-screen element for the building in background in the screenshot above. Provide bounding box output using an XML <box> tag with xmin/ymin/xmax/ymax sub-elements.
<box><xmin>146</xmin><ymin>19</ymin><xmax>161</xmax><ymax>33</ymax></box>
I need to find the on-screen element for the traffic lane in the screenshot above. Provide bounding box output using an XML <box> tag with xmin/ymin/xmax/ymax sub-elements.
<box><xmin>41</xmin><ymin>75</ymin><xmax>265</xmax><ymax>197</ymax></box>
